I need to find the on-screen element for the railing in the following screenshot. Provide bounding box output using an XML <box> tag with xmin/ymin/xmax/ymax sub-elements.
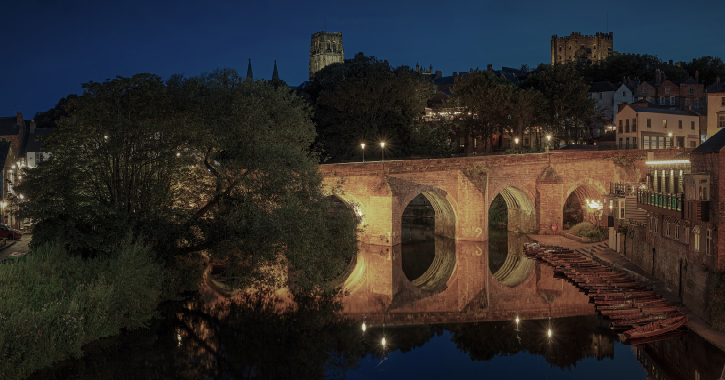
<box><xmin>610</xmin><ymin>182</ymin><xmax>637</xmax><ymax>196</ymax></box>
<box><xmin>637</xmin><ymin>189</ymin><xmax>684</xmax><ymax>217</ymax></box>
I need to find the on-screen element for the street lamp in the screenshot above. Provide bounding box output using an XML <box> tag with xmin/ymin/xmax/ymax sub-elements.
<box><xmin>514</xmin><ymin>137</ymin><xmax>519</xmax><ymax>154</ymax></box>
<box><xmin>361</xmin><ymin>143</ymin><xmax>365</xmax><ymax>163</ymax></box>
<box><xmin>381</xmin><ymin>142</ymin><xmax>386</xmax><ymax>172</ymax></box>
<box><xmin>546</xmin><ymin>135</ymin><xmax>552</xmax><ymax>153</ymax></box>
<box><xmin>668</xmin><ymin>132</ymin><xmax>674</xmax><ymax>149</ymax></box>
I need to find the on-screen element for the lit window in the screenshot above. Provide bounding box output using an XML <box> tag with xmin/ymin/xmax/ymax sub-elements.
<box><xmin>663</xmin><ymin>120</ymin><xmax>667</xmax><ymax>128</ymax></box>
<box><xmin>719</xmin><ymin>115</ymin><xmax>725</xmax><ymax>128</ymax></box>
<box><xmin>693</xmin><ymin>226</ymin><xmax>700</xmax><ymax>251</ymax></box>
<box><xmin>647</xmin><ymin>119</ymin><xmax>652</xmax><ymax>128</ymax></box>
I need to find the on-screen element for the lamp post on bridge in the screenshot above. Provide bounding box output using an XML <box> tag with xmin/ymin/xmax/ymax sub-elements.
<box><xmin>546</xmin><ymin>135</ymin><xmax>551</xmax><ymax>153</ymax></box>
<box><xmin>381</xmin><ymin>142</ymin><xmax>386</xmax><ymax>173</ymax></box>
<box><xmin>361</xmin><ymin>143</ymin><xmax>365</xmax><ymax>162</ymax></box>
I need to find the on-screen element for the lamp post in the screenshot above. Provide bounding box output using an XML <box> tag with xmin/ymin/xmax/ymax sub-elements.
<box><xmin>668</xmin><ymin>132</ymin><xmax>674</xmax><ymax>149</ymax></box>
<box><xmin>380</xmin><ymin>142</ymin><xmax>386</xmax><ymax>172</ymax></box>
<box><xmin>514</xmin><ymin>137</ymin><xmax>519</xmax><ymax>154</ymax></box>
<box><xmin>361</xmin><ymin>143</ymin><xmax>365</xmax><ymax>163</ymax></box>
<box><xmin>546</xmin><ymin>135</ymin><xmax>551</xmax><ymax>153</ymax></box>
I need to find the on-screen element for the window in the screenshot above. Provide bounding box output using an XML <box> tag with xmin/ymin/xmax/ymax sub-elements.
<box><xmin>689</xmin><ymin>88</ymin><xmax>694</xmax><ymax>95</ymax></box>
<box><xmin>722</xmin><ymin>97</ymin><xmax>725</xmax><ymax>106</ymax></box>
<box><xmin>649</xmin><ymin>216</ymin><xmax>653</xmax><ymax>231</ymax></box>
<box><xmin>623</xmin><ymin>91</ymin><xmax>626</xmax><ymax>96</ymax></box>
<box><xmin>666</xmin><ymin>87</ymin><xmax>670</xmax><ymax>93</ymax></box>
<box><xmin>633</xmin><ymin>137</ymin><xmax>637</xmax><ymax>149</ymax></box>
<box><xmin>647</xmin><ymin>119</ymin><xmax>652</xmax><ymax>128</ymax></box>
<box><xmin>663</xmin><ymin>120</ymin><xmax>667</xmax><ymax>128</ymax></box>
<box><xmin>695</xmin><ymin>99</ymin><xmax>700</xmax><ymax>108</ymax></box>
<box><xmin>660</xmin><ymin>96</ymin><xmax>665</xmax><ymax>105</ymax></box>
<box><xmin>626</xmin><ymin>137</ymin><xmax>630</xmax><ymax>149</ymax></box>
<box><xmin>625</xmin><ymin>119</ymin><xmax>630</xmax><ymax>133</ymax></box>
<box><xmin>632</xmin><ymin>119</ymin><xmax>637</xmax><ymax>132</ymax></box>
<box><xmin>707</xmin><ymin>229</ymin><xmax>712</xmax><ymax>256</ymax></box>
<box><xmin>619</xmin><ymin>138</ymin><xmax>623</xmax><ymax>149</ymax></box>
<box><xmin>685</xmin><ymin>98</ymin><xmax>690</xmax><ymax>106</ymax></box>
<box><xmin>643</xmin><ymin>135</ymin><xmax>650</xmax><ymax>149</ymax></box>
<box><xmin>719</xmin><ymin>115</ymin><xmax>725</xmax><ymax>128</ymax></box>
<box><xmin>690</xmin><ymin>141</ymin><xmax>696</xmax><ymax>148</ymax></box>
<box><xmin>674</xmin><ymin>222</ymin><xmax>680</xmax><ymax>240</ymax></box>
<box><xmin>643</xmin><ymin>88</ymin><xmax>648</xmax><ymax>94</ymax></box>
<box><xmin>665</xmin><ymin>218</ymin><xmax>670</xmax><ymax>237</ymax></box>
<box><xmin>670</xmin><ymin>96</ymin><xmax>676</xmax><ymax>105</ymax></box>
<box><xmin>694</xmin><ymin>226</ymin><xmax>700</xmax><ymax>251</ymax></box>
<box><xmin>618</xmin><ymin>120</ymin><xmax>623</xmax><ymax>133</ymax></box>
<box><xmin>692</xmin><ymin>121</ymin><xmax>696</xmax><ymax>130</ymax></box>
<box><xmin>599</xmin><ymin>93</ymin><xmax>603</xmax><ymax>100</ymax></box>
<box><xmin>679</xmin><ymin>120</ymin><xmax>683</xmax><ymax>129</ymax></box>
<box><xmin>684</xmin><ymin>223</ymin><xmax>690</xmax><ymax>243</ymax></box>
<box><xmin>654</xmin><ymin>217</ymin><xmax>658</xmax><ymax>233</ymax></box>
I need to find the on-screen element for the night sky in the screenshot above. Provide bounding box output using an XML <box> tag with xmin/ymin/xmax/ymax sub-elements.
<box><xmin>3</xmin><ymin>0</ymin><xmax>724</xmax><ymax>118</ymax></box>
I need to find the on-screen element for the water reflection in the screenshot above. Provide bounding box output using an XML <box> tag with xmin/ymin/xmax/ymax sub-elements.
<box><xmin>25</xmin><ymin>226</ymin><xmax>725</xmax><ymax>380</ymax></box>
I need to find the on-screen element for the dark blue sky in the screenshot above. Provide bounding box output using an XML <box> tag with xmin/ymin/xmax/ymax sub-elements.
<box><xmin>3</xmin><ymin>0</ymin><xmax>724</xmax><ymax>118</ymax></box>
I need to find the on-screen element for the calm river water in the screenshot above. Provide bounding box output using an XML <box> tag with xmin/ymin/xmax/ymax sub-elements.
<box><xmin>26</xmin><ymin>226</ymin><xmax>725</xmax><ymax>380</ymax></box>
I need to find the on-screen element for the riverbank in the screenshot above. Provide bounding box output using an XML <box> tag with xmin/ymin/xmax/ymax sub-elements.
<box><xmin>528</xmin><ymin>234</ymin><xmax>725</xmax><ymax>352</ymax></box>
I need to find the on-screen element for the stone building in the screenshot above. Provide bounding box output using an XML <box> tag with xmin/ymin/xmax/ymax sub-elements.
<box><xmin>615</xmin><ymin>104</ymin><xmax>701</xmax><ymax>149</ymax></box>
<box><xmin>551</xmin><ymin>32</ymin><xmax>614</xmax><ymax>65</ymax></box>
<box><xmin>309</xmin><ymin>31</ymin><xmax>344</xmax><ymax>80</ymax></box>
<box><xmin>620</xmin><ymin>131</ymin><xmax>725</xmax><ymax>322</ymax></box>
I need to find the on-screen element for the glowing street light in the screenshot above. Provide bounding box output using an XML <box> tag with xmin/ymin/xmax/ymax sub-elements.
<box><xmin>546</xmin><ymin>135</ymin><xmax>552</xmax><ymax>153</ymax></box>
<box><xmin>668</xmin><ymin>132</ymin><xmax>674</xmax><ymax>148</ymax></box>
<box><xmin>362</xmin><ymin>322</ymin><xmax>367</xmax><ymax>332</ymax></box>
<box><xmin>381</xmin><ymin>337</ymin><xmax>386</xmax><ymax>347</ymax></box>
<box><xmin>361</xmin><ymin>143</ymin><xmax>366</xmax><ymax>162</ymax></box>
<box><xmin>381</xmin><ymin>142</ymin><xmax>386</xmax><ymax>172</ymax></box>
<box><xmin>547</xmin><ymin>329</ymin><xmax>552</xmax><ymax>338</ymax></box>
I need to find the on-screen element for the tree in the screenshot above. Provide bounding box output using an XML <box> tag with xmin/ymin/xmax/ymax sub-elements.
<box><xmin>524</xmin><ymin>64</ymin><xmax>599</xmax><ymax>144</ymax></box>
<box><xmin>303</xmin><ymin>53</ymin><xmax>437</xmax><ymax>162</ymax></box>
<box><xmin>33</xmin><ymin>94</ymin><xmax>79</xmax><ymax>128</ymax></box>
<box><xmin>683</xmin><ymin>56</ymin><xmax>725</xmax><ymax>85</ymax></box>
<box><xmin>17</xmin><ymin>71</ymin><xmax>359</xmax><ymax>296</ymax></box>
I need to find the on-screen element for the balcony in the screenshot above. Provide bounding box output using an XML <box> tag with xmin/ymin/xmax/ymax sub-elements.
<box><xmin>636</xmin><ymin>189</ymin><xmax>683</xmax><ymax>218</ymax></box>
<box><xmin>683</xmin><ymin>199</ymin><xmax>709</xmax><ymax>222</ymax></box>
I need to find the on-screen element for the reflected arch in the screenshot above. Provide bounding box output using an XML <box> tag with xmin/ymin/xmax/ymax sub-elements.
<box><xmin>323</xmin><ymin>193</ymin><xmax>365</xmax><ymax>293</ymax></box>
<box><xmin>399</xmin><ymin>188</ymin><xmax>457</xmax><ymax>292</ymax></box>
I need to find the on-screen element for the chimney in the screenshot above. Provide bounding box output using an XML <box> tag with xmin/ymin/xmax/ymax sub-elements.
<box><xmin>16</xmin><ymin>112</ymin><xmax>23</xmax><ymax>125</ymax></box>
<box><xmin>695</xmin><ymin>71</ymin><xmax>699</xmax><ymax>83</ymax></box>
<box><xmin>487</xmin><ymin>64</ymin><xmax>493</xmax><ymax>72</ymax></box>
<box><xmin>29</xmin><ymin>119</ymin><xmax>36</xmax><ymax>133</ymax></box>
<box><xmin>435</xmin><ymin>70</ymin><xmax>442</xmax><ymax>79</ymax></box>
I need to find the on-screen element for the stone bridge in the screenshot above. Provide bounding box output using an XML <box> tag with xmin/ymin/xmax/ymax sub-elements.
<box><xmin>319</xmin><ymin>150</ymin><xmax>666</xmax><ymax>315</ymax></box>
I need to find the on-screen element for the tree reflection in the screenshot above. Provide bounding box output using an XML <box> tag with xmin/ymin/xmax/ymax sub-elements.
<box><xmin>27</xmin><ymin>291</ymin><xmax>367</xmax><ymax>380</ymax></box>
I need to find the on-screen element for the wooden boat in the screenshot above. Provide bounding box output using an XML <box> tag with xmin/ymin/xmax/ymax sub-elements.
<box><xmin>625</xmin><ymin>327</ymin><xmax>689</xmax><ymax>346</ymax></box>
<box><xmin>623</xmin><ymin>315</ymin><xmax>688</xmax><ymax>340</ymax></box>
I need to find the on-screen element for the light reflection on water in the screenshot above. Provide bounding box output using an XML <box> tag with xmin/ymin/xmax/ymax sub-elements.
<box><xmin>25</xmin><ymin>225</ymin><xmax>725</xmax><ymax>380</ymax></box>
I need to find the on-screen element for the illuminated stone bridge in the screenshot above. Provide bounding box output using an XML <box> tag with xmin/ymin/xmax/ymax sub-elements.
<box><xmin>319</xmin><ymin>150</ymin><xmax>670</xmax><ymax>315</ymax></box>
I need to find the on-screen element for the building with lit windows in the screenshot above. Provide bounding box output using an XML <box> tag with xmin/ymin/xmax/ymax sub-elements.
<box><xmin>615</xmin><ymin>104</ymin><xmax>701</xmax><ymax>149</ymax></box>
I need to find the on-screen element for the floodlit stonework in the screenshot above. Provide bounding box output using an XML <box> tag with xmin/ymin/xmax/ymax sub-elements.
<box><xmin>551</xmin><ymin>32</ymin><xmax>614</xmax><ymax>65</ymax></box>
<box><xmin>309</xmin><ymin>31</ymin><xmax>344</xmax><ymax>80</ymax></box>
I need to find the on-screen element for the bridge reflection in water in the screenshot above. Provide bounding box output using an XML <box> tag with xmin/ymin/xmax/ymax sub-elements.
<box><xmin>341</xmin><ymin>226</ymin><xmax>595</xmax><ymax>325</ymax></box>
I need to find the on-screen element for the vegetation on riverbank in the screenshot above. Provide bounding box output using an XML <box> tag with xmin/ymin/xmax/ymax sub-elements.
<box><xmin>569</xmin><ymin>222</ymin><xmax>608</xmax><ymax>239</ymax></box>
<box><xmin>0</xmin><ymin>242</ymin><xmax>179</xmax><ymax>380</ymax></box>
<box><xmin>710</xmin><ymin>273</ymin><xmax>725</xmax><ymax>331</ymax></box>
<box><xmin>489</xmin><ymin>194</ymin><xmax>508</xmax><ymax>228</ymax></box>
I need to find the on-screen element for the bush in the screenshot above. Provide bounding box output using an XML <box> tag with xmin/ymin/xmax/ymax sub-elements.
<box><xmin>0</xmin><ymin>241</ymin><xmax>165</xmax><ymax>380</ymax></box>
<box><xmin>569</xmin><ymin>222</ymin><xmax>607</xmax><ymax>239</ymax></box>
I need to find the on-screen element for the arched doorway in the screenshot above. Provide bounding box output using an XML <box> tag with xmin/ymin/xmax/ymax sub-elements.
<box><xmin>488</xmin><ymin>187</ymin><xmax>536</xmax><ymax>288</ymax></box>
<box><xmin>400</xmin><ymin>192</ymin><xmax>456</xmax><ymax>292</ymax></box>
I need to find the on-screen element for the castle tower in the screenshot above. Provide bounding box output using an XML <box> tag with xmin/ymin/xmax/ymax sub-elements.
<box><xmin>309</xmin><ymin>31</ymin><xmax>344</xmax><ymax>80</ymax></box>
<box><xmin>551</xmin><ymin>32</ymin><xmax>614</xmax><ymax>65</ymax></box>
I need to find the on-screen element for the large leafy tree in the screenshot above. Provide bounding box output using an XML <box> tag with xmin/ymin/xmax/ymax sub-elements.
<box><xmin>304</xmin><ymin>53</ymin><xmax>438</xmax><ymax>162</ymax></box>
<box><xmin>683</xmin><ymin>56</ymin><xmax>725</xmax><ymax>85</ymax></box>
<box><xmin>17</xmin><ymin>70</ymin><xmax>358</xmax><ymax>295</ymax></box>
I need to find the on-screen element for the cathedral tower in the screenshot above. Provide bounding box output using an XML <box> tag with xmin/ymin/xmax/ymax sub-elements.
<box><xmin>309</xmin><ymin>31</ymin><xmax>344</xmax><ymax>80</ymax></box>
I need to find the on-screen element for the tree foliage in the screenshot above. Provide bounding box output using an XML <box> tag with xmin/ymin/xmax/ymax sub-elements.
<box><xmin>303</xmin><ymin>53</ymin><xmax>440</xmax><ymax>162</ymax></box>
<box><xmin>33</xmin><ymin>94</ymin><xmax>79</xmax><ymax>128</ymax></box>
<box><xmin>682</xmin><ymin>56</ymin><xmax>725</xmax><ymax>85</ymax></box>
<box><xmin>16</xmin><ymin>71</ymin><xmax>358</xmax><ymax>296</ymax></box>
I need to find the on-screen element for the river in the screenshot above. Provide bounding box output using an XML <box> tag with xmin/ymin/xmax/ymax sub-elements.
<box><xmin>25</xmin><ymin>225</ymin><xmax>725</xmax><ymax>380</ymax></box>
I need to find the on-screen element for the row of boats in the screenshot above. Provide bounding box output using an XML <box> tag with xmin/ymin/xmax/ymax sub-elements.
<box><xmin>523</xmin><ymin>243</ymin><xmax>688</xmax><ymax>344</ymax></box>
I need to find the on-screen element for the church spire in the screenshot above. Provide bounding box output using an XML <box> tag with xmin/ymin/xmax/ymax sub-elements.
<box><xmin>272</xmin><ymin>60</ymin><xmax>279</xmax><ymax>81</ymax></box>
<box><xmin>246</xmin><ymin>58</ymin><xmax>253</xmax><ymax>80</ymax></box>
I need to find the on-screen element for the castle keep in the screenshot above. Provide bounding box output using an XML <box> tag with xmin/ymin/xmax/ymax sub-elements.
<box><xmin>551</xmin><ymin>32</ymin><xmax>614</xmax><ymax>65</ymax></box>
<box><xmin>309</xmin><ymin>31</ymin><xmax>344</xmax><ymax>80</ymax></box>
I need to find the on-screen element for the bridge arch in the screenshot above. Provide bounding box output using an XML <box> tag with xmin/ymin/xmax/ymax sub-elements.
<box><xmin>563</xmin><ymin>180</ymin><xmax>607</xmax><ymax>226</ymax></box>
<box><xmin>488</xmin><ymin>184</ymin><xmax>536</xmax><ymax>234</ymax></box>
<box><xmin>399</xmin><ymin>186</ymin><xmax>457</xmax><ymax>240</ymax></box>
